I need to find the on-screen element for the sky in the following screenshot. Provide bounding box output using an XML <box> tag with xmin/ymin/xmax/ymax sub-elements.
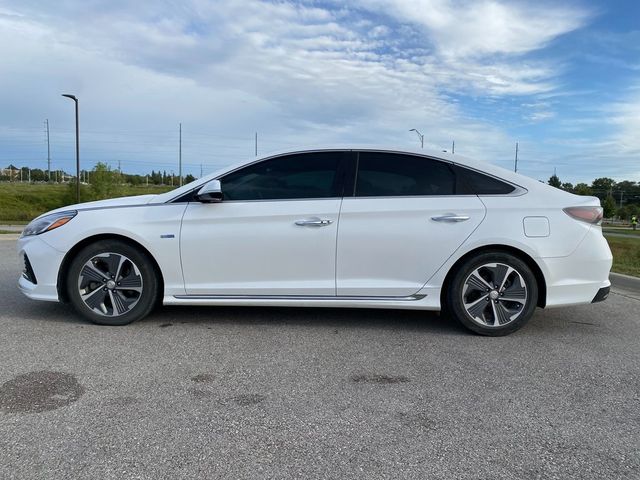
<box><xmin>0</xmin><ymin>0</ymin><xmax>639</xmax><ymax>184</ymax></box>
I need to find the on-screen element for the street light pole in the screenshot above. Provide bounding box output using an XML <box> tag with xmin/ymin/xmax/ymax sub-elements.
<box><xmin>62</xmin><ymin>94</ymin><xmax>80</xmax><ymax>203</ymax></box>
<box><xmin>179</xmin><ymin>123</ymin><xmax>182</xmax><ymax>187</ymax></box>
<box><xmin>409</xmin><ymin>129</ymin><xmax>424</xmax><ymax>148</ymax></box>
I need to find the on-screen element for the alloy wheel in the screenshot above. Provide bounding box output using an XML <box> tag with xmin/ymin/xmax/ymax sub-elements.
<box><xmin>77</xmin><ymin>252</ymin><xmax>143</xmax><ymax>317</ymax></box>
<box><xmin>461</xmin><ymin>262</ymin><xmax>528</xmax><ymax>327</ymax></box>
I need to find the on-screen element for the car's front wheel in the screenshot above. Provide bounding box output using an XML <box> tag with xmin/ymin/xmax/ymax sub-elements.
<box><xmin>66</xmin><ymin>240</ymin><xmax>159</xmax><ymax>325</ymax></box>
<box><xmin>445</xmin><ymin>251</ymin><xmax>538</xmax><ymax>336</ymax></box>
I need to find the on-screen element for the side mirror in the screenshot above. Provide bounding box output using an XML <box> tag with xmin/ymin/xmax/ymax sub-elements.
<box><xmin>194</xmin><ymin>180</ymin><xmax>223</xmax><ymax>203</ymax></box>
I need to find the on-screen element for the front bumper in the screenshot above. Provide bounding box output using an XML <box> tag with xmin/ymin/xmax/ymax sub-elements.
<box><xmin>17</xmin><ymin>235</ymin><xmax>66</xmax><ymax>302</ymax></box>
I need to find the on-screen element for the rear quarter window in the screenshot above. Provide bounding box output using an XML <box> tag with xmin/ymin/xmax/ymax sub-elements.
<box><xmin>454</xmin><ymin>166</ymin><xmax>515</xmax><ymax>195</ymax></box>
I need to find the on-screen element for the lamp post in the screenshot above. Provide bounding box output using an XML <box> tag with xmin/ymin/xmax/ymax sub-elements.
<box><xmin>409</xmin><ymin>128</ymin><xmax>424</xmax><ymax>148</ymax></box>
<box><xmin>62</xmin><ymin>94</ymin><xmax>80</xmax><ymax>203</ymax></box>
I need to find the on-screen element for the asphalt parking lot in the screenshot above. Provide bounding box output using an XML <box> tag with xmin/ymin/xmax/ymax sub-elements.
<box><xmin>0</xmin><ymin>237</ymin><xmax>639</xmax><ymax>480</ymax></box>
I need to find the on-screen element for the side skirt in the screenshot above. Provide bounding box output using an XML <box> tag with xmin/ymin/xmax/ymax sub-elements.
<box><xmin>163</xmin><ymin>292</ymin><xmax>441</xmax><ymax>310</ymax></box>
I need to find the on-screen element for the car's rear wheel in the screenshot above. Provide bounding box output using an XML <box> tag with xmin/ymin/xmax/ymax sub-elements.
<box><xmin>66</xmin><ymin>240</ymin><xmax>159</xmax><ymax>325</ymax></box>
<box><xmin>445</xmin><ymin>251</ymin><xmax>538</xmax><ymax>336</ymax></box>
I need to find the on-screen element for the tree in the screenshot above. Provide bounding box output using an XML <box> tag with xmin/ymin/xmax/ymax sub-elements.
<box><xmin>561</xmin><ymin>182</ymin><xmax>574</xmax><ymax>192</ymax></box>
<box><xmin>184</xmin><ymin>174</ymin><xmax>196</xmax><ymax>184</ymax></box>
<box><xmin>574</xmin><ymin>183</ymin><xmax>592</xmax><ymax>196</ymax></box>
<box><xmin>548</xmin><ymin>174</ymin><xmax>562</xmax><ymax>188</ymax></box>
<box><xmin>30</xmin><ymin>168</ymin><xmax>46</xmax><ymax>182</ymax></box>
<box><xmin>90</xmin><ymin>162</ymin><xmax>122</xmax><ymax>200</ymax></box>
<box><xmin>591</xmin><ymin>177</ymin><xmax>616</xmax><ymax>200</ymax></box>
<box><xmin>602</xmin><ymin>196</ymin><xmax>616</xmax><ymax>219</ymax></box>
<box><xmin>617</xmin><ymin>206</ymin><xmax>631</xmax><ymax>221</ymax></box>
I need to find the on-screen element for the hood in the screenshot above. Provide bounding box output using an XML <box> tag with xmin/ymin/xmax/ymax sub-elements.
<box><xmin>41</xmin><ymin>194</ymin><xmax>158</xmax><ymax>218</ymax></box>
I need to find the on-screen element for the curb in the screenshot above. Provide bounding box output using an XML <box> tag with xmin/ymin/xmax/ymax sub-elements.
<box><xmin>0</xmin><ymin>226</ymin><xmax>25</xmax><ymax>233</ymax></box>
<box><xmin>610</xmin><ymin>272</ymin><xmax>640</xmax><ymax>294</ymax></box>
<box><xmin>0</xmin><ymin>234</ymin><xmax>19</xmax><ymax>241</ymax></box>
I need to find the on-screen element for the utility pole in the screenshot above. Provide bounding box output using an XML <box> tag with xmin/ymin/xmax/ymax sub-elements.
<box><xmin>45</xmin><ymin>119</ymin><xmax>51</xmax><ymax>182</ymax></box>
<box><xmin>200</xmin><ymin>164</ymin><xmax>203</xmax><ymax>178</ymax></box>
<box><xmin>179</xmin><ymin>123</ymin><xmax>183</xmax><ymax>186</ymax></box>
<box><xmin>451</xmin><ymin>140</ymin><xmax>455</xmax><ymax>154</ymax></box>
<box><xmin>514</xmin><ymin>142</ymin><xmax>519</xmax><ymax>173</ymax></box>
<box><xmin>619</xmin><ymin>191</ymin><xmax>624</xmax><ymax>208</ymax></box>
<box><xmin>255</xmin><ymin>132</ymin><xmax>258</xmax><ymax>156</ymax></box>
<box><xmin>28</xmin><ymin>169</ymin><xmax>31</xmax><ymax>183</ymax></box>
<box><xmin>146</xmin><ymin>175</ymin><xmax>148</xmax><ymax>186</ymax></box>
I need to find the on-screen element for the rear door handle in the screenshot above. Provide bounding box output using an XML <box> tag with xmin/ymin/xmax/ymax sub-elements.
<box><xmin>295</xmin><ymin>217</ymin><xmax>333</xmax><ymax>227</ymax></box>
<box><xmin>431</xmin><ymin>214</ymin><xmax>470</xmax><ymax>222</ymax></box>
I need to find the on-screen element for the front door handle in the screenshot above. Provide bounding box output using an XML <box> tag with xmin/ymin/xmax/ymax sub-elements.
<box><xmin>431</xmin><ymin>214</ymin><xmax>470</xmax><ymax>222</ymax></box>
<box><xmin>295</xmin><ymin>217</ymin><xmax>333</xmax><ymax>227</ymax></box>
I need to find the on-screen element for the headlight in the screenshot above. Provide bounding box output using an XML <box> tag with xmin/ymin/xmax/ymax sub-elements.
<box><xmin>21</xmin><ymin>211</ymin><xmax>77</xmax><ymax>237</ymax></box>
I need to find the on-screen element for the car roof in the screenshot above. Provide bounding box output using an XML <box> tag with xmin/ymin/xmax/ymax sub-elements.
<box><xmin>151</xmin><ymin>145</ymin><xmax>555</xmax><ymax>203</ymax></box>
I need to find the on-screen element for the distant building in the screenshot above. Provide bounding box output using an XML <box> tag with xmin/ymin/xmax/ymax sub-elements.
<box><xmin>1</xmin><ymin>165</ymin><xmax>19</xmax><ymax>180</ymax></box>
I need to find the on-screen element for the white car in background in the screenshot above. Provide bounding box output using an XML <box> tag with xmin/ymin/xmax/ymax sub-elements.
<box><xmin>17</xmin><ymin>147</ymin><xmax>612</xmax><ymax>336</ymax></box>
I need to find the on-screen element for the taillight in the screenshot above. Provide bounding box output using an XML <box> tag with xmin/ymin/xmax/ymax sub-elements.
<box><xmin>563</xmin><ymin>206</ymin><xmax>603</xmax><ymax>225</ymax></box>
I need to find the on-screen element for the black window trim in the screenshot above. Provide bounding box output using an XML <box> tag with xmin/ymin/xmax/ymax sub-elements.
<box><xmin>167</xmin><ymin>148</ymin><xmax>527</xmax><ymax>203</ymax></box>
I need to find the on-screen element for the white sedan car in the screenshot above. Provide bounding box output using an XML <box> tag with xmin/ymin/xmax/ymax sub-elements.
<box><xmin>17</xmin><ymin>148</ymin><xmax>612</xmax><ymax>335</ymax></box>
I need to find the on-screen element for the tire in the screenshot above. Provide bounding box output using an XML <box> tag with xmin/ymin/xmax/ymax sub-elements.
<box><xmin>445</xmin><ymin>251</ymin><xmax>538</xmax><ymax>336</ymax></box>
<box><xmin>66</xmin><ymin>240</ymin><xmax>159</xmax><ymax>326</ymax></box>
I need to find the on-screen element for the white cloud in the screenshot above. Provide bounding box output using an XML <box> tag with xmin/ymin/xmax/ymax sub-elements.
<box><xmin>363</xmin><ymin>0</ymin><xmax>590</xmax><ymax>58</ymax></box>
<box><xmin>610</xmin><ymin>90</ymin><xmax>640</xmax><ymax>155</ymax></box>
<box><xmin>2</xmin><ymin>0</ymin><xmax>632</xmax><ymax>185</ymax></box>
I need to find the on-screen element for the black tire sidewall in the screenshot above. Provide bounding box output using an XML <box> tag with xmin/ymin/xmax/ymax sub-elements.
<box><xmin>66</xmin><ymin>240</ymin><xmax>158</xmax><ymax>326</ymax></box>
<box><xmin>447</xmin><ymin>251</ymin><xmax>538</xmax><ymax>336</ymax></box>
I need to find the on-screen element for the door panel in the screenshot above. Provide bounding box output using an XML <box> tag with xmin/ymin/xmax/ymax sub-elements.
<box><xmin>181</xmin><ymin>199</ymin><xmax>341</xmax><ymax>295</ymax></box>
<box><xmin>336</xmin><ymin>196</ymin><xmax>486</xmax><ymax>296</ymax></box>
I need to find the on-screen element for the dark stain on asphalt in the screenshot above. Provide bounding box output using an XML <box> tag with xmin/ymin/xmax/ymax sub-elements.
<box><xmin>159</xmin><ymin>323</ymin><xmax>173</xmax><ymax>328</ymax></box>
<box><xmin>0</xmin><ymin>371</ymin><xmax>84</xmax><ymax>414</ymax></box>
<box><xmin>570</xmin><ymin>321</ymin><xmax>596</xmax><ymax>326</ymax></box>
<box><xmin>188</xmin><ymin>388</ymin><xmax>214</xmax><ymax>399</ymax></box>
<box><xmin>397</xmin><ymin>411</ymin><xmax>437</xmax><ymax>430</ymax></box>
<box><xmin>233</xmin><ymin>394</ymin><xmax>266</xmax><ymax>406</ymax></box>
<box><xmin>191</xmin><ymin>373</ymin><xmax>215</xmax><ymax>383</ymax></box>
<box><xmin>351</xmin><ymin>373</ymin><xmax>410</xmax><ymax>384</ymax></box>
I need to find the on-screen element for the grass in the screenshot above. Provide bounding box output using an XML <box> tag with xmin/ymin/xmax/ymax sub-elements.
<box><xmin>603</xmin><ymin>228</ymin><xmax>640</xmax><ymax>237</ymax></box>
<box><xmin>0</xmin><ymin>182</ymin><xmax>175</xmax><ymax>222</ymax></box>
<box><xmin>605</xmin><ymin>235</ymin><xmax>640</xmax><ymax>277</ymax></box>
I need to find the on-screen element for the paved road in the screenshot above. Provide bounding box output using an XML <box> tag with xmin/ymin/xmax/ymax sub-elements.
<box><xmin>1</xmin><ymin>237</ymin><xmax>639</xmax><ymax>479</ymax></box>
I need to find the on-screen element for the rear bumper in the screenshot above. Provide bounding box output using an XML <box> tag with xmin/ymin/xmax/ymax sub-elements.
<box><xmin>541</xmin><ymin>226</ymin><xmax>612</xmax><ymax>308</ymax></box>
<box><xmin>591</xmin><ymin>286</ymin><xmax>610</xmax><ymax>303</ymax></box>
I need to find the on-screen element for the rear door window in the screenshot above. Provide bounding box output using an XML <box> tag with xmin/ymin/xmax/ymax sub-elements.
<box><xmin>355</xmin><ymin>152</ymin><xmax>455</xmax><ymax>197</ymax></box>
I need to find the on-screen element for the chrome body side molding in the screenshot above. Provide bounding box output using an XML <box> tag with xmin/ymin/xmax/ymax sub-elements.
<box><xmin>172</xmin><ymin>293</ymin><xmax>427</xmax><ymax>301</ymax></box>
